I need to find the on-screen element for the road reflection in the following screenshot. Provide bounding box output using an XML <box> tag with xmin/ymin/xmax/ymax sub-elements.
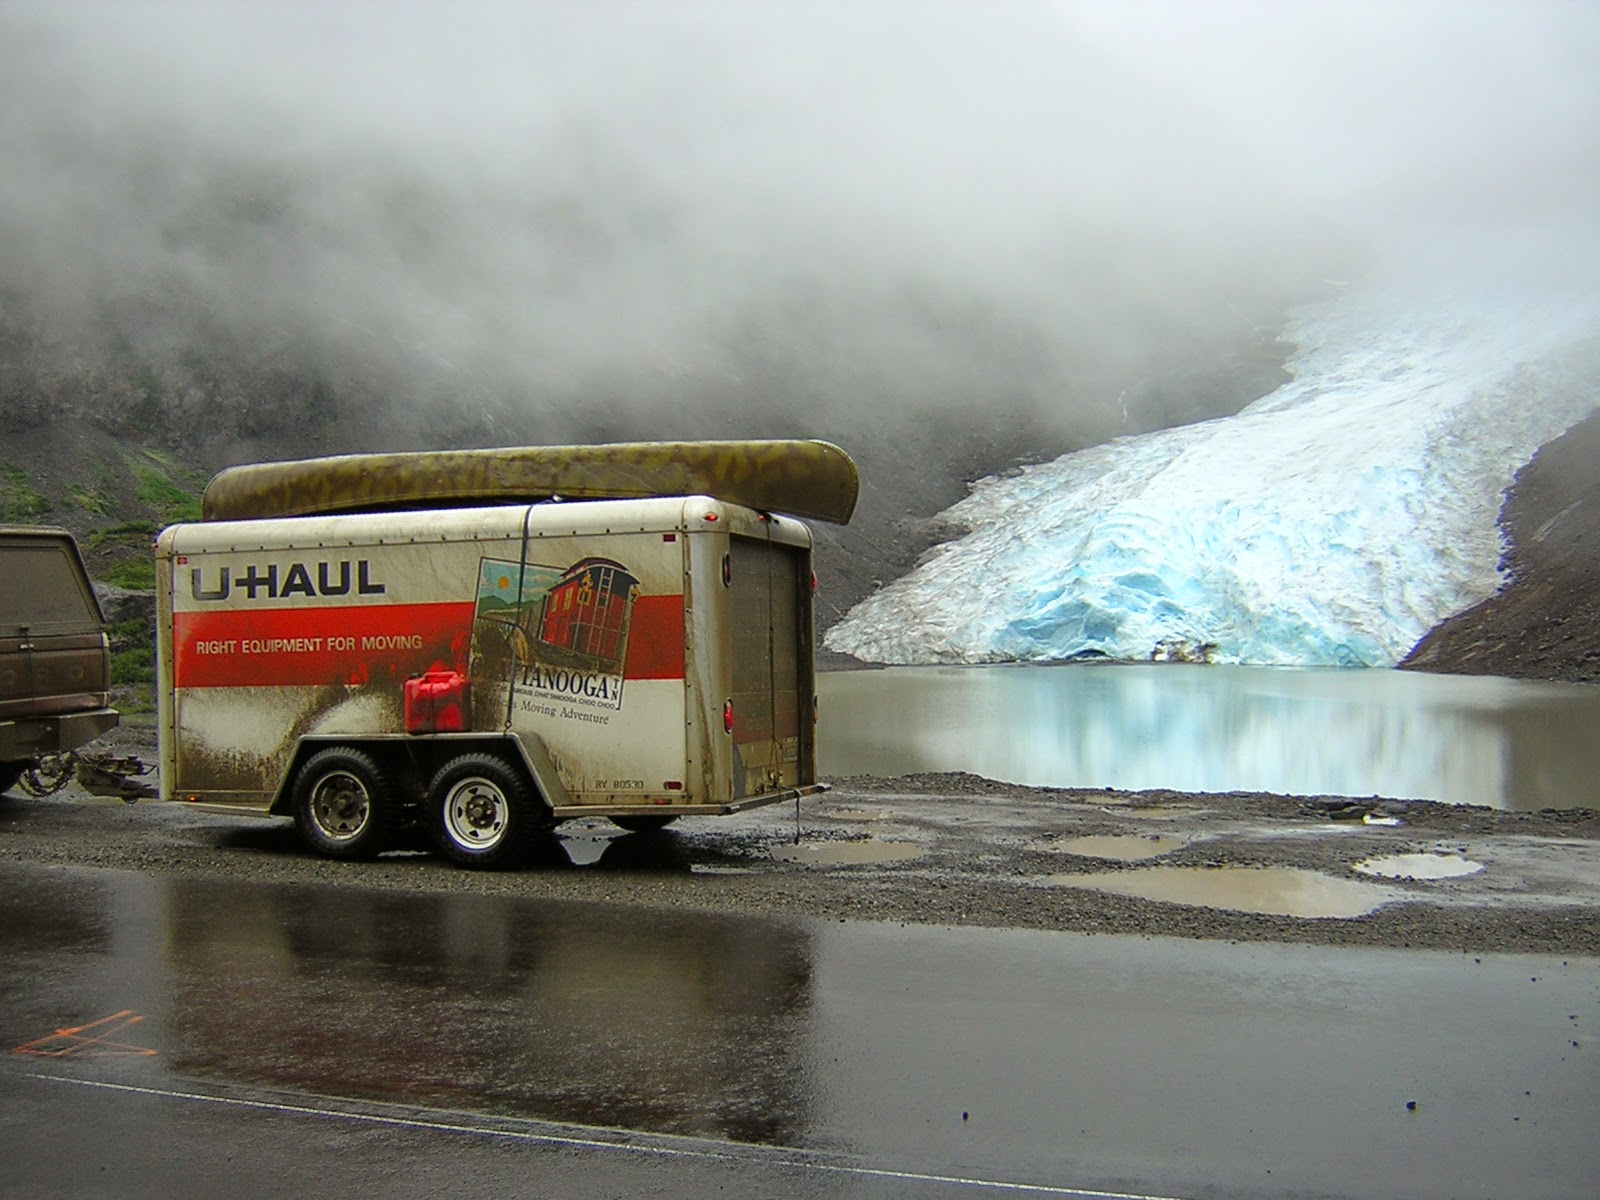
<box><xmin>162</xmin><ymin>878</ymin><xmax>814</xmax><ymax>1143</ymax></box>
<box><xmin>5</xmin><ymin>863</ymin><xmax>1593</xmax><ymax>1198</ymax></box>
<box><xmin>0</xmin><ymin>869</ymin><xmax>111</xmax><ymax>957</ymax></box>
<box><xmin>541</xmin><ymin>831</ymin><xmax>695</xmax><ymax>872</ymax></box>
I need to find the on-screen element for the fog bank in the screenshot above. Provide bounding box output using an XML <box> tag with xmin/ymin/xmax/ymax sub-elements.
<box><xmin>1</xmin><ymin>1</ymin><xmax>1343</xmax><ymax>451</ymax></box>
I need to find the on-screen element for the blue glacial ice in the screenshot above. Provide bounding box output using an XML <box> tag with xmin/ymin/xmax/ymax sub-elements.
<box><xmin>826</xmin><ymin>230</ymin><xmax>1600</xmax><ymax>667</ymax></box>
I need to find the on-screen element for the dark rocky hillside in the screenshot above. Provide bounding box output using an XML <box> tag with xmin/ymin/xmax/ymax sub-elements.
<box><xmin>1402</xmin><ymin>408</ymin><xmax>1600</xmax><ymax>683</ymax></box>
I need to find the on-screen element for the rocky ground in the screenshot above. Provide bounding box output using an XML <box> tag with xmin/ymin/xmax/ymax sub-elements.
<box><xmin>4</xmin><ymin>720</ymin><xmax>1595</xmax><ymax>957</ymax></box>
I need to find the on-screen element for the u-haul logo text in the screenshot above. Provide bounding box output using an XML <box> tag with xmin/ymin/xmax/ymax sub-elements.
<box><xmin>189</xmin><ymin>559</ymin><xmax>387</xmax><ymax>602</ymax></box>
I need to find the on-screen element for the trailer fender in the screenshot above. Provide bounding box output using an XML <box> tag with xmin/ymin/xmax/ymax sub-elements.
<box><xmin>509</xmin><ymin>730</ymin><xmax>572</xmax><ymax>810</ymax></box>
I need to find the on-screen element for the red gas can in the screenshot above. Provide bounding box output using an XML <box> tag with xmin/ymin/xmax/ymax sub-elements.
<box><xmin>404</xmin><ymin>670</ymin><xmax>470</xmax><ymax>733</ymax></box>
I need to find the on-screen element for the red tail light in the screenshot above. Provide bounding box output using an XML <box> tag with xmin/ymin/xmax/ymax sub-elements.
<box><xmin>723</xmin><ymin>699</ymin><xmax>734</xmax><ymax>734</ymax></box>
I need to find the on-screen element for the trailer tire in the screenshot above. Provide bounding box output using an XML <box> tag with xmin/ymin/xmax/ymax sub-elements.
<box><xmin>292</xmin><ymin>746</ymin><xmax>395</xmax><ymax>860</ymax></box>
<box><xmin>428</xmin><ymin>753</ymin><xmax>542</xmax><ymax>869</ymax></box>
<box><xmin>609</xmin><ymin>815</ymin><xmax>678</xmax><ymax>833</ymax></box>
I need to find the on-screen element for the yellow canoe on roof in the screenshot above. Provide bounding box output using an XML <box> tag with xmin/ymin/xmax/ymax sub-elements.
<box><xmin>202</xmin><ymin>439</ymin><xmax>859</xmax><ymax>526</ymax></box>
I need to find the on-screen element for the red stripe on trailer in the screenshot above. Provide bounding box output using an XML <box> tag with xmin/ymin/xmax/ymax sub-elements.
<box><xmin>622</xmin><ymin>595</ymin><xmax>686</xmax><ymax>680</ymax></box>
<box><xmin>173</xmin><ymin>594</ymin><xmax>689</xmax><ymax>688</ymax></box>
<box><xmin>173</xmin><ymin>603</ymin><xmax>477</xmax><ymax>688</ymax></box>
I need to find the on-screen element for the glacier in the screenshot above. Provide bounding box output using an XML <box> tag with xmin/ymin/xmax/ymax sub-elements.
<box><xmin>826</xmin><ymin>229</ymin><xmax>1600</xmax><ymax>667</ymax></box>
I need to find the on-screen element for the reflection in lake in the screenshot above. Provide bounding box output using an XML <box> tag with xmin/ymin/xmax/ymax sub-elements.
<box><xmin>819</xmin><ymin>663</ymin><xmax>1600</xmax><ymax>811</ymax></box>
<box><xmin>163</xmin><ymin>879</ymin><xmax>814</xmax><ymax>1143</ymax></box>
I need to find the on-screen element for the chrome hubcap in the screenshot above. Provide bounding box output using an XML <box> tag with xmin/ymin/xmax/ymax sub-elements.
<box><xmin>444</xmin><ymin>777</ymin><xmax>508</xmax><ymax>848</ymax></box>
<box><xmin>310</xmin><ymin>770</ymin><xmax>370</xmax><ymax>840</ymax></box>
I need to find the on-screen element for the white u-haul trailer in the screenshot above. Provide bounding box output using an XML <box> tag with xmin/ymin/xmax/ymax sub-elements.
<box><xmin>154</xmin><ymin>441</ymin><xmax>857</xmax><ymax>868</ymax></box>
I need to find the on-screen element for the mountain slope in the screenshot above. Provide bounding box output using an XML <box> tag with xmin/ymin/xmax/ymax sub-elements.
<box><xmin>1402</xmin><ymin>408</ymin><xmax>1600</xmax><ymax>682</ymax></box>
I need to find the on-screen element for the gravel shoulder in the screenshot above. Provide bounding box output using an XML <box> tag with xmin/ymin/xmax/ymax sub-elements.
<box><xmin>4</xmin><ymin>723</ymin><xmax>1596</xmax><ymax>957</ymax></box>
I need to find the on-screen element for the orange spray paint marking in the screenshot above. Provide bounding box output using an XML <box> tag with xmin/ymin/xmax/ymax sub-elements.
<box><xmin>12</xmin><ymin>1010</ymin><xmax>156</xmax><ymax>1058</ymax></box>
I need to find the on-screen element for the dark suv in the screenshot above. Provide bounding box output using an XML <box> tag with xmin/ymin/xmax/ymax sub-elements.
<box><xmin>1</xmin><ymin>527</ymin><xmax>119</xmax><ymax>794</ymax></box>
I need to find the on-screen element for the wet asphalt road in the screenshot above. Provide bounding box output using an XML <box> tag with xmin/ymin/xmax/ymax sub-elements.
<box><xmin>2</xmin><ymin>862</ymin><xmax>1595</xmax><ymax>1199</ymax></box>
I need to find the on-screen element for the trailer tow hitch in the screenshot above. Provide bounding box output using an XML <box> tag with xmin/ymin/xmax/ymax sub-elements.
<box><xmin>21</xmin><ymin>751</ymin><xmax>158</xmax><ymax>802</ymax></box>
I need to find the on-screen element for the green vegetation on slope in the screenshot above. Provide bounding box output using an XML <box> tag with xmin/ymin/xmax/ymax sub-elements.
<box><xmin>110</xmin><ymin>635</ymin><xmax>154</xmax><ymax>687</ymax></box>
<box><xmin>107</xmin><ymin>617</ymin><xmax>157</xmax><ymax>714</ymax></box>
<box><xmin>86</xmin><ymin>522</ymin><xmax>159</xmax><ymax>592</ymax></box>
<box><xmin>126</xmin><ymin>449</ymin><xmax>205</xmax><ymax>524</ymax></box>
<box><xmin>0</xmin><ymin>463</ymin><xmax>51</xmax><ymax>522</ymax></box>
<box><xmin>85</xmin><ymin>521</ymin><xmax>159</xmax><ymax>549</ymax></box>
<box><xmin>66</xmin><ymin>482</ymin><xmax>113</xmax><ymax>515</ymax></box>
<box><xmin>105</xmin><ymin>556</ymin><xmax>157</xmax><ymax>590</ymax></box>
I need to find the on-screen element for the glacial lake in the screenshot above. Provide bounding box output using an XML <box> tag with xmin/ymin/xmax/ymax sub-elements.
<box><xmin>816</xmin><ymin>663</ymin><xmax>1600</xmax><ymax>811</ymax></box>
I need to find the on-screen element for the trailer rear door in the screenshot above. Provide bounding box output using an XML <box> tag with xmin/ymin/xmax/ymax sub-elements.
<box><xmin>727</xmin><ymin>533</ymin><xmax>808</xmax><ymax>796</ymax></box>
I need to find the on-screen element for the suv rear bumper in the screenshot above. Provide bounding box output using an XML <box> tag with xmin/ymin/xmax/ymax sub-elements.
<box><xmin>0</xmin><ymin>708</ymin><xmax>119</xmax><ymax>761</ymax></box>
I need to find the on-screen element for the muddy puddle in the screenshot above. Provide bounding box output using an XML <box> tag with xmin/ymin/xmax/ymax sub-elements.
<box><xmin>1045</xmin><ymin>865</ymin><xmax>1397</xmax><ymax>918</ymax></box>
<box><xmin>551</xmin><ymin>834</ymin><xmax>692</xmax><ymax>872</ymax></box>
<box><xmin>560</xmin><ymin>836</ymin><xmax>612</xmax><ymax>866</ymax></box>
<box><xmin>1355</xmin><ymin>853</ymin><xmax>1485</xmax><ymax>880</ymax></box>
<box><xmin>772</xmin><ymin>840</ymin><xmax>925</xmax><ymax>866</ymax></box>
<box><xmin>1037</xmin><ymin>834</ymin><xmax>1189</xmax><ymax>861</ymax></box>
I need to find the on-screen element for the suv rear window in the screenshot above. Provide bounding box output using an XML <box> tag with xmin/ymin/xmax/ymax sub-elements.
<box><xmin>0</xmin><ymin>544</ymin><xmax>99</xmax><ymax>630</ymax></box>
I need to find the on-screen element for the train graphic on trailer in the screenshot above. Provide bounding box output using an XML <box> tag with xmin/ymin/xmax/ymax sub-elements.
<box><xmin>154</xmin><ymin>440</ymin><xmax>857</xmax><ymax>868</ymax></box>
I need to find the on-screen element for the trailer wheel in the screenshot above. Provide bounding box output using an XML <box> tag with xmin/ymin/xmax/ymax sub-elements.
<box><xmin>428</xmin><ymin>753</ymin><xmax>541</xmax><ymax>869</ymax></box>
<box><xmin>609</xmin><ymin>815</ymin><xmax>678</xmax><ymax>834</ymax></box>
<box><xmin>292</xmin><ymin>747</ymin><xmax>394</xmax><ymax>860</ymax></box>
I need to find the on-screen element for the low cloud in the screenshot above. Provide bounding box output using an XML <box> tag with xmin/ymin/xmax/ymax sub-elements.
<box><xmin>0</xmin><ymin>2</ymin><xmax>1452</xmax><ymax>451</ymax></box>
